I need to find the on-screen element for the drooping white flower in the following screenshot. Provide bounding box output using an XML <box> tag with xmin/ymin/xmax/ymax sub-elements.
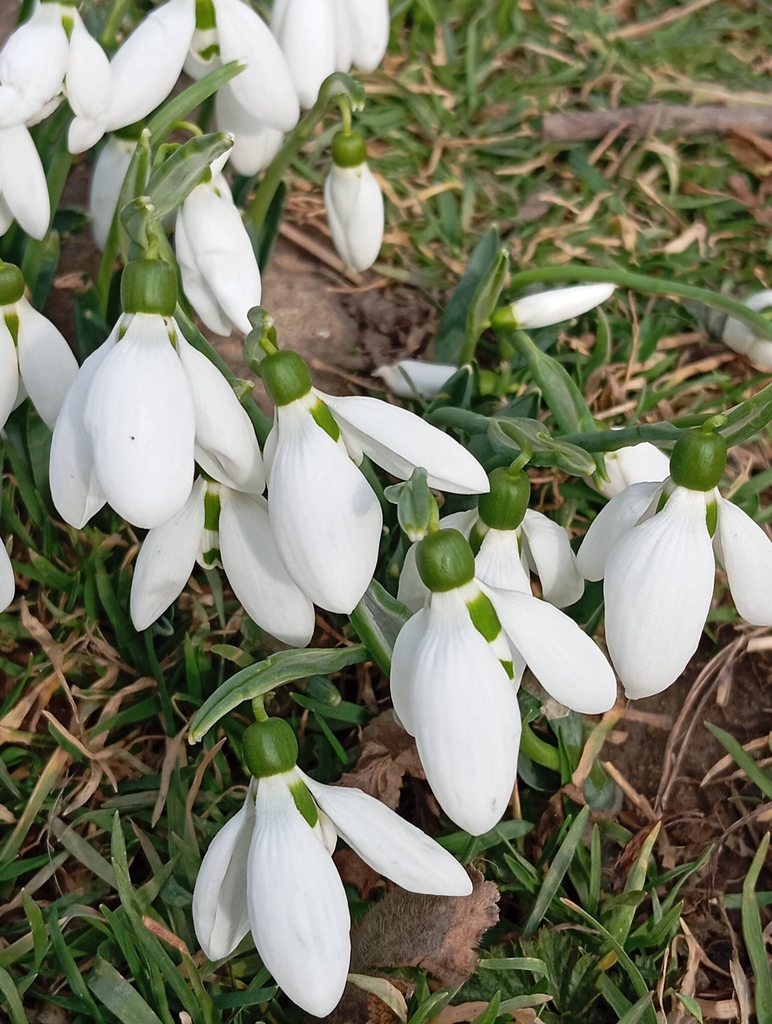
<box><xmin>175</xmin><ymin>156</ymin><xmax>261</xmax><ymax>336</ymax></box>
<box><xmin>592</xmin><ymin>436</ymin><xmax>670</xmax><ymax>499</ymax></box>
<box><xmin>130</xmin><ymin>476</ymin><xmax>315</xmax><ymax>644</ymax></box>
<box><xmin>259</xmin><ymin>350</ymin><xmax>489</xmax><ymax>614</ymax></box>
<box><xmin>324</xmin><ymin>131</ymin><xmax>384</xmax><ymax>272</ymax></box>
<box><xmin>493</xmin><ymin>283</ymin><xmax>616</xmax><ymax>331</ymax></box>
<box><xmin>0</xmin><ymin>123</ymin><xmax>50</xmax><ymax>239</ymax></box>
<box><xmin>0</xmin><ymin>262</ymin><xmax>77</xmax><ymax>430</ymax></box>
<box><xmin>373</xmin><ymin>359</ymin><xmax>458</xmax><ymax>400</ymax></box>
<box><xmin>0</xmin><ymin>2</ymin><xmax>70</xmax><ymax>129</ymax></box>
<box><xmin>88</xmin><ymin>135</ymin><xmax>137</xmax><ymax>250</ymax></box>
<box><xmin>0</xmin><ymin>533</ymin><xmax>14</xmax><ymax>612</ymax></box>
<box><xmin>721</xmin><ymin>290</ymin><xmax>772</xmax><ymax>370</ymax></box>
<box><xmin>272</xmin><ymin>0</ymin><xmax>337</xmax><ymax>109</ymax></box>
<box><xmin>338</xmin><ymin>0</ymin><xmax>390</xmax><ymax>72</ymax></box>
<box><xmin>50</xmin><ymin>258</ymin><xmax>263</xmax><ymax>529</ymax></box>
<box><xmin>192</xmin><ymin>718</ymin><xmax>471</xmax><ymax>1015</ymax></box>
<box><xmin>578</xmin><ymin>429</ymin><xmax>772</xmax><ymax>699</ymax></box>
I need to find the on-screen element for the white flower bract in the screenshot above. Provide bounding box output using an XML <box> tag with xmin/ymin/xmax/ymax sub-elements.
<box><xmin>324</xmin><ymin>162</ymin><xmax>385</xmax><ymax>273</ymax></box>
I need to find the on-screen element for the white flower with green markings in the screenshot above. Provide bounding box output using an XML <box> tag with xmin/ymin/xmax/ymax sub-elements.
<box><xmin>272</xmin><ymin>0</ymin><xmax>337</xmax><ymax>109</ymax></box>
<box><xmin>324</xmin><ymin>130</ymin><xmax>384</xmax><ymax>273</ymax></box>
<box><xmin>492</xmin><ymin>283</ymin><xmax>615</xmax><ymax>331</ymax></box>
<box><xmin>0</xmin><ymin>261</ymin><xmax>77</xmax><ymax>430</ymax></box>
<box><xmin>192</xmin><ymin>718</ymin><xmax>471</xmax><ymax>1017</ymax></box>
<box><xmin>577</xmin><ymin>428</ymin><xmax>772</xmax><ymax>698</ymax></box>
<box><xmin>89</xmin><ymin>135</ymin><xmax>137</xmax><ymax>250</ymax></box>
<box><xmin>259</xmin><ymin>349</ymin><xmax>489</xmax><ymax>615</ymax></box>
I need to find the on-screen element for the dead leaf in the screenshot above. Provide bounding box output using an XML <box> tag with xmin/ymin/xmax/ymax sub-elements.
<box><xmin>335</xmin><ymin>849</ymin><xmax>388</xmax><ymax>899</ymax></box>
<box><xmin>339</xmin><ymin>713</ymin><xmax>425</xmax><ymax>809</ymax></box>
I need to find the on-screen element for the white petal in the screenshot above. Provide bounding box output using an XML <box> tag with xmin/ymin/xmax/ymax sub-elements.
<box><xmin>604</xmin><ymin>487</ymin><xmax>715</xmax><ymax>700</ymax></box>
<box><xmin>0</xmin><ymin>315</ymin><xmax>19</xmax><ymax>430</ymax></box>
<box><xmin>84</xmin><ymin>314</ymin><xmax>195</xmax><ymax>528</ymax></box>
<box><xmin>321</xmin><ymin>393</ymin><xmax>489</xmax><ymax>495</ymax></box>
<box><xmin>219</xmin><ymin>489</ymin><xmax>316</xmax><ymax>646</ymax></box>
<box><xmin>373</xmin><ymin>359</ymin><xmax>457</xmax><ymax>400</ymax></box>
<box><xmin>486</xmin><ymin>586</ymin><xmax>617</xmax><ymax>713</ymax></box>
<box><xmin>49</xmin><ymin>331</ymin><xmax>118</xmax><ymax>528</ymax></box>
<box><xmin>248</xmin><ymin>774</ymin><xmax>350</xmax><ymax>1017</ymax></box>
<box><xmin>178</xmin><ymin>181</ymin><xmax>261</xmax><ymax>335</ymax></box>
<box><xmin>300</xmin><ymin>772</ymin><xmax>472</xmax><ymax>896</ymax></box>
<box><xmin>0</xmin><ymin>5</ymin><xmax>69</xmax><ymax>127</ymax></box>
<box><xmin>715</xmin><ymin>498</ymin><xmax>772</xmax><ymax>626</ymax></box>
<box><xmin>130</xmin><ymin>478</ymin><xmax>205</xmax><ymax>630</ymax></box>
<box><xmin>332</xmin><ymin>0</ymin><xmax>353</xmax><ymax>71</ymax></box>
<box><xmin>512</xmin><ymin>284</ymin><xmax>615</xmax><ymax>330</ymax></box>
<box><xmin>575</xmin><ymin>481</ymin><xmax>662</xmax><ymax>582</ymax></box>
<box><xmin>65</xmin><ymin>18</ymin><xmax>113</xmax><ymax>125</ymax></box>
<box><xmin>214</xmin><ymin>0</ymin><xmax>300</xmax><ymax>131</ymax></box>
<box><xmin>474</xmin><ymin>529</ymin><xmax>531</xmax><ymax>594</ymax></box>
<box><xmin>396</xmin><ymin>591</ymin><xmax>520</xmax><ymax>835</ymax></box>
<box><xmin>15</xmin><ymin>299</ymin><xmax>78</xmax><ymax>429</ymax></box>
<box><xmin>722</xmin><ymin>290</ymin><xmax>772</xmax><ymax>364</ymax></box>
<box><xmin>174</xmin><ymin>211</ymin><xmax>233</xmax><ymax>336</ymax></box>
<box><xmin>595</xmin><ymin>441</ymin><xmax>670</xmax><ymax>499</ymax></box>
<box><xmin>106</xmin><ymin>0</ymin><xmax>196</xmax><ymax>133</ymax></box>
<box><xmin>214</xmin><ymin>88</ymin><xmax>284</xmax><ymax>175</ymax></box>
<box><xmin>345</xmin><ymin>0</ymin><xmax>389</xmax><ymax>71</ymax></box>
<box><xmin>389</xmin><ymin>607</ymin><xmax>429</xmax><ymax>734</ymax></box>
<box><xmin>175</xmin><ymin>332</ymin><xmax>264</xmax><ymax>493</ymax></box>
<box><xmin>0</xmin><ymin>537</ymin><xmax>14</xmax><ymax>612</ymax></box>
<box><xmin>193</xmin><ymin>792</ymin><xmax>254</xmax><ymax>961</ymax></box>
<box><xmin>0</xmin><ymin>124</ymin><xmax>50</xmax><ymax>239</ymax></box>
<box><xmin>521</xmin><ymin>510</ymin><xmax>584</xmax><ymax>607</ymax></box>
<box><xmin>274</xmin><ymin>0</ymin><xmax>337</xmax><ymax>109</ymax></box>
<box><xmin>267</xmin><ymin>402</ymin><xmax>382</xmax><ymax>614</ymax></box>
<box><xmin>324</xmin><ymin>163</ymin><xmax>384</xmax><ymax>272</ymax></box>
<box><xmin>89</xmin><ymin>137</ymin><xmax>135</xmax><ymax>250</ymax></box>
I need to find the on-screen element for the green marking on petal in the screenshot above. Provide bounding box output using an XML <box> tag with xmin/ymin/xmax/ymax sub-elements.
<box><xmin>706</xmin><ymin>497</ymin><xmax>718</xmax><ymax>537</ymax></box>
<box><xmin>500</xmin><ymin>659</ymin><xmax>514</xmax><ymax>680</ymax></box>
<box><xmin>289</xmin><ymin>779</ymin><xmax>319</xmax><ymax>827</ymax></box>
<box><xmin>203</xmin><ymin>487</ymin><xmax>221</xmax><ymax>533</ymax></box>
<box><xmin>469</xmin><ymin>519</ymin><xmax>488</xmax><ymax>556</ymax></box>
<box><xmin>4</xmin><ymin>311</ymin><xmax>19</xmax><ymax>346</ymax></box>
<box><xmin>310</xmin><ymin>400</ymin><xmax>341</xmax><ymax>441</ymax></box>
<box><xmin>466</xmin><ymin>591</ymin><xmax>502</xmax><ymax>643</ymax></box>
<box><xmin>201</xmin><ymin>546</ymin><xmax>220</xmax><ymax>568</ymax></box>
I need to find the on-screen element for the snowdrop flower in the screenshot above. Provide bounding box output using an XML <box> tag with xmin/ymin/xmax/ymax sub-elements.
<box><xmin>325</xmin><ymin>130</ymin><xmax>384</xmax><ymax>272</ymax></box>
<box><xmin>592</xmin><ymin>435</ymin><xmax>670</xmax><ymax>499</ymax></box>
<box><xmin>721</xmin><ymin>290</ymin><xmax>772</xmax><ymax>370</ymax></box>
<box><xmin>185</xmin><ymin>0</ymin><xmax>299</xmax><ymax>175</ymax></box>
<box><xmin>175</xmin><ymin>155</ymin><xmax>261</xmax><ymax>336</ymax></box>
<box><xmin>0</xmin><ymin>124</ymin><xmax>50</xmax><ymax>239</ymax></box>
<box><xmin>399</xmin><ymin>467</ymin><xmax>584</xmax><ymax>611</ymax></box>
<box><xmin>0</xmin><ymin>533</ymin><xmax>14</xmax><ymax>612</ymax></box>
<box><xmin>89</xmin><ymin>135</ymin><xmax>137</xmax><ymax>250</ymax></box>
<box><xmin>131</xmin><ymin>476</ymin><xmax>314</xmax><ymax>645</ymax></box>
<box><xmin>0</xmin><ymin>261</ymin><xmax>77</xmax><ymax>430</ymax></box>
<box><xmin>0</xmin><ymin>1</ymin><xmax>70</xmax><ymax>129</ymax></box>
<box><xmin>577</xmin><ymin>428</ymin><xmax>772</xmax><ymax>699</ymax></box>
<box><xmin>272</xmin><ymin>0</ymin><xmax>336</xmax><ymax>109</ymax></box>
<box><xmin>338</xmin><ymin>0</ymin><xmax>390</xmax><ymax>72</ymax></box>
<box><xmin>192</xmin><ymin>717</ymin><xmax>471</xmax><ymax>1016</ymax></box>
<box><xmin>259</xmin><ymin>349</ymin><xmax>488</xmax><ymax>615</ymax></box>
<box><xmin>374</xmin><ymin>359</ymin><xmax>458</xmax><ymax>399</ymax></box>
<box><xmin>50</xmin><ymin>257</ymin><xmax>263</xmax><ymax>529</ymax></box>
<box><xmin>491</xmin><ymin>283</ymin><xmax>616</xmax><ymax>331</ymax></box>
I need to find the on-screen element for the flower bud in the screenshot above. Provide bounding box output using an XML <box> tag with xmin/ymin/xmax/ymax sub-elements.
<box><xmin>491</xmin><ymin>283</ymin><xmax>615</xmax><ymax>331</ymax></box>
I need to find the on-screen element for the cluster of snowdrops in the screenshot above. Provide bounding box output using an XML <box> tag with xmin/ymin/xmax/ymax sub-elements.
<box><xmin>1</xmin><ymin>0</ymin><xmax>772</xmax><ymax>1018</ymax></box>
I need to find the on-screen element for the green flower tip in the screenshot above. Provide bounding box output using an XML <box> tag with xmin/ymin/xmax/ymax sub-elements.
<box><xmin>0</xmin><ymin>262</ymin><xmax>25</xmax><ymax>306</ymax></box>
<box><xmin>332</xmin><ymin>130</ymin><xmax>368</xmax><ymax>169</ymax></box>
<box><xmin>260</xmin><ymin>350</ymin><xmax>313</xmax><ymax>406</ymax></box>
<box><xmin>478</xmin><ymin>467</ymin><xmax>530</xmax><ymax>530</ymax></box>
<box><xmin>242</xmin><ymin>718</ymin><xmax>298</xmax><ymax>778</ymax></box>
<box><xmin>416</xmin><ymin>529</ymin><xmax>475</xmax><ymax>592</ymax></box>
<box><xmin>489</xmin><ymin>305</ymin><xmax>517</xmax><ymax>331</ymax></box>
<box><xmin>121</xmin><ymin>258</ymin><xmax>177</xmax><ymax>316</ymax></box>
<box><xmin>670</xmin><ymin>428</ymin><xmax>727</xmax><ymax>491</ymax></box>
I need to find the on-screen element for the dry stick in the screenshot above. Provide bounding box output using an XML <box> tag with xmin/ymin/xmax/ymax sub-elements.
<box><xmin>606</xmin><ymin>0</ymin><xmax>721</xmax><ymax>40</ymax></box>
<box><xmin>543</xmin><ymin>105</ymin><xmax>772</xmax><ymax>142</ymax></box>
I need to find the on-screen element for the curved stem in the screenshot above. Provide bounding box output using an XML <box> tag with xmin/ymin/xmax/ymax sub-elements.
<box><xmin>520</xmin><ymin>721</ymin><xmax>561</xmax><ymax>772</ymax></box>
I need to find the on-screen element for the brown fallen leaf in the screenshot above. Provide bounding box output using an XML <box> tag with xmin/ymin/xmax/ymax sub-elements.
<box><xmin>339</xmin><ymin>712</ymin><xmax>425</xmax><ymax>809</ymax></box>
<box><xmin>335</xmin><ymin>849</ymin><xmax>388</xmax><ymax>900</ymax></box>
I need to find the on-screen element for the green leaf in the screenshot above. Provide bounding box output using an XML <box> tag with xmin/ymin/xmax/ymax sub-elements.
<box><xmin>348</xmin><ymin>974</ymin><xmax>408</xmax><ymax>1021</ymax></box>
<box><xmin>522</xmin><ymin>806</ymin><xmax>590</xmax><ymax>938</ymax></box>
<box><xmin>742</xmin><ymin>833</ymin><xmax>772</xmax><ymax>1024</ymax></box>
<box><xmin>88</xmin><ymin>958</ymin><xmax>165</xmax><ymax>1024</ymax></box>
<box><xmin>460</xmin><ymin>247</ymin><xmax>509</xmax><ymax>364</ymax></box>
<box><xmin>49</xmin><ymin>915</ymin><xmax>105</xmax><ymax>1022</ymax></box>
<box><xmin>435</xmin><ymin>226</ymin><xmax>500</xmax><ymax>363</ymax></box>
<box><xmin>188</xmin><ymin>645</ymin><xmax>369</xmax><ymax>742</ymax></box>
<box><xmin>606</xmin><ymin>822</ymin><xmax>660</xmax><ymax>947</ymax></box>
<box><xmin>675</xmin><ymin>993</ymin><xmax>703</xmax><ymax>1022</ymax></box>
<box><xmin>0</xmin><ymin>966</ymin><xmax>26</xmax><ymax>1024</ymax></box>
<box><xmin>509</xmin><ymin>330</ymin><xmax>597</xmax><ymax>438</ymax></box>
<box><xmin>349</xmin><ymin>580</ymin><xmax>411</xmax><ymax>675</ymax></box>
<box><xmin>144</xmin><ymin>132</ymin><xmax>233</xmax><ymax>222</ymax></box>
<box><xmin>704</xmin><ymin>722</ymin><xmax>772</xmax><ymax>799</ymax></box>
<box><xmin>488</xmin><ymin>417</ymin><xmax>596</xmax><ymax>475</ymax></box>
<box><xmin>252</xmin><ymin>180</ymin><xmax>286</xmax><ymax>271</ymax></box>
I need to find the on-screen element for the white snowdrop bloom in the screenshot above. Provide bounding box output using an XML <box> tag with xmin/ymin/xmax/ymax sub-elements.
<box><xmin>391</xmin><ymin>530</ymin><xmax>521</xmax><ymax>835</ymax></box>
<box><xmin>0</xmin><ymin>261</ymin><xmax>77</xmax><ymax>430</ymax></box>
<box><xmin>721</xmin><ymin>290</ymin><xmax>772</xmax><ymax>370</ymax></box>
<box><xmin>399</xmin><ymin>468</ymin><xmax>584</xmax><ymax>612</ymax></box>
<box><xmin>0</xmin><ymin>2</ymin><xmax>70</xmax><ymax>129</ymax></box>
<box><xmin>192</xmin><ymin>718</ymin><xmax>471</xmax><ymax>1016</ymax></box>
<box><xmin>260</xmin><ymin>350</ymin><xmax>489</xmax><ymax>615</ymax></box>
<box><xmin>338</xmin><ymin>0</ymin><xmax>390</xmax><ymax>72</ymax></box>
<box><xmin>0</xmin><ymin>123</ymin><xmax>50</xmax><ymax>239</ymax></box>
<box><xmin>130</xmin><ymin>476</ymin><xmax>315</xmax><ymax>645</ymax></box>
<box><xmin>175</xmin><ymin>157</ymin><xmax>261</xmax><ymax>336</ymax></box>
<box><xmin>0</xmin><ymin>534</ymin><xmax>14</xmax><ymax>612</ymax></box>
<box><xmin>272</xmin><ymin>0</ymin><xmax>337</xmax><ymax>109</ymax></box>
<box><xmin>592</xmin><ymin>435</ymin><xmax>670</xmax><ymax>499</ymax></box>
<box><xmin>331</xmin><ymin>0</ymin><xmax>353</xmax><ymax>71</ymax></box>
<box><xmin>492</xmin><ymin>283</ymin><xmax>616</xmax><ymax>331</ymax></box>
<box><xmin>213</xmin><ymin>85</ymin><xmax>284</xmax><ymax>175</ymax></box>
<box><xmin>373</xmin><ymin>359</ymin><xmax>458</xmax><ymax>399</ymax></box>
<box><xmin>581</xmin><ymin>429</ymin><xmax>772</xmax><ymax>699</ymax></box>
<box><xmin>68</xmin><ymin>0</ymin><xmax>196</xmax><ymax>153</ymax></box>
<box><xmin>324</xmin><ymin>131</ymin><xmax>384</xmax><ymax>272</ymax></box>
<box><xmin>50</xmin><ymin>258</ymin><xmax>264</xmax><ymax>529</ymax></box>
<box><xmin>89</xmin><ymin>135</ymin><xmax>137</xmax><ymax>250</ymax></box>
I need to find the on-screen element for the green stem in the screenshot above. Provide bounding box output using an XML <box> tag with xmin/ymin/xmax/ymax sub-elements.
<box><xmin>520</xmin><ymin>721</ymin><xmax>561</xmax><ymax>772</ymax></box>
<box><xmin>251</xmin><ymin>695</ymin><xmax>268</xmax><ymax>722</ymax></box>
<box><xmin>21</xmin><ymin>143</ymin><xmax>73</xmax><ymax>295</ymax></box>
<box><xmin>506</xmin><ymin>264</ymin><xmax>772</xmax><ymax>341</ymax></box>
<box><xmin>100</xmin><ymin>0</ymin><xmax>131</xmax><ymax>48</ymax></box>
<box><xmin>247</xmin><ymin>72</ymin><xmax>365</xmax><ymax>235</ymax></box>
